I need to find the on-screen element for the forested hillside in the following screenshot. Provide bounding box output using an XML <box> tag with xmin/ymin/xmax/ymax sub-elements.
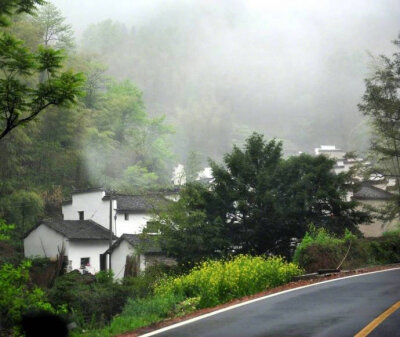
<box><xmin>62</xmin><ymin>0</ymin><xmax>400</xmax><ymax>159</ymax></box>
<box><xmin>0</xmin><ymin>4</ymin><xmax>175</xmax><ymax>231</ymax></box>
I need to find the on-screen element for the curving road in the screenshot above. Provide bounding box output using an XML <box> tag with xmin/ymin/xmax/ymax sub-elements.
<box><xmin>141</xmin><ymin>268</ymin><xmax>400</xmax><ymax>337</ymax></box>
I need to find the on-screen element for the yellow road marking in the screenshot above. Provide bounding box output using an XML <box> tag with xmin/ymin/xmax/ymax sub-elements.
<box><xmin>355</xmin><ymin>301</ymin><xmax>400</xmax><ymax>337</ymax></box>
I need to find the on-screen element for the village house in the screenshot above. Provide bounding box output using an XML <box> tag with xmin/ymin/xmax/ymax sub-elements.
<box><xmin>353</xmin><ymin>181</ymin><xmax>398</xmax><ymax>237</ymax></box>
<box><xmin>61</xmin><ymin>188</ymin><xmax>172</xmax><ymax>236</ymax></box>
<box><xmin>315</xmin><ymin>145</ymin><xmax>398</xmax><ymax>236</ymax></box>
<box><xmin>24</xmin><ymin>188</ymin><xmax>176</xmax><ymax>277</ymax></box>
<box><xmin>105</xmin><ymin>234</ymin><xmax>176</xmax><ymax>280</ymax></box>
<box><xmin>24</xmin><ymin>219</ymin><xmax>116</xmax><ymax>273</ymax></box>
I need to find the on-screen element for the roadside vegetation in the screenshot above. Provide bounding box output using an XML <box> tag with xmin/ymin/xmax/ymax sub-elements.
<box><xmin>294</xmin><ymin>226</ymin><xmax>400</xmax><ymax>272</ymax></box>
<box><xmin>73</xmin><ymin>255</ymin><xmax>302</xmax><ymax>337</ymax></box>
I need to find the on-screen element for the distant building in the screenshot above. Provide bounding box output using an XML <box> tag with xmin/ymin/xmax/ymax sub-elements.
<box><xmin>314</xmin><ymin>145</ymin><xmax>364</xmax><ymax>175</ymax></box>
<box><xmin>314</xmin><ymin>145</ymin><xmax>347</xmax><ymax>160</ymax></box>
<box><xmin>171</xmin><ymin>164</ymin><xmax>213</xmax><ymax>186</ymax></box>
<box><xmin>353</xmin><ymin>181</ymin><xmax>398</xmax><ymax>237</ymax></box>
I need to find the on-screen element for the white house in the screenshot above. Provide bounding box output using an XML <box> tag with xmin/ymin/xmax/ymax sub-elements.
<box><xmin>105</xmin><ymin>234</ymin><xmax>176</xmax><ymax>280</ymax></box>
<box><xmin>24</xmin><ymin>219</ymin><xmax>116</xmax><ymax>273</ymax></box>
<box><xmin>62</xmin><ymin>188</ymin><xmax>172</xmax><ymax>236</ymax></box>
<box><xmin>24</xmin><ymin>188</ymin><xmax>176</xmax><ymax>277</ymax></box>
<box><xmin>171</xmin><ymin>164</ymin><xmax>213</xmax><ymax>186</ymax></box>
<box><xmin>314</xmin><ymin>145</ymin><xmax>347</xmax><ymax>159</ymax></box>
<box><xmin>353</xmin><ymin>181</ymin><xmax>398</xmax><ymax>237</ymax></box>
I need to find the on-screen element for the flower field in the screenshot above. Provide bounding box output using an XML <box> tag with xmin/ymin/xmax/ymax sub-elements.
<box><xmin>155</xmin><ymin>255</ymin><xmax>303</xmax><ymax>308</ymax></box>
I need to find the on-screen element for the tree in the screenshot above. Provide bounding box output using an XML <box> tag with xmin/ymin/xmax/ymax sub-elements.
<box><xmin>1</xmin><ymin>190</ymin><xmax>44</xmax><ymax>238</ymax></box>
<box><xmin>0</xmin><ymin>0</ymin><xmax>44</xmax><ymax>27</ymax></box>
<box><xmin>0</xmin><ymin>2</ymin><xmax>83</xmax><ymax>141</ymax></box>
<box><xmin>153</xmin><ymin>133</ymin><xmax>369</xmax><ymax>263</ymax></box>
<box><xmin>358</xmin><ymin>34</ymin><xmax>400</xmax><ymax>216</ymax></box>
<box><xmin>148</xmin><ymin>182</ymin><xmax>229</xmax><ymax>267</ymax></box>
<box><xmin>34</xmin><ymin>2</ymin><xmax>74</xmax><ymax>50</ymax></box>
<box><xmin>84</xmin><ymin>80</ymin><xmax>174</xmax><ymax>190</ymax></box>
<box><xmin>185</xmin><ymin>151</ymin><xmax>202</xmax><ymax>182</ymax></box>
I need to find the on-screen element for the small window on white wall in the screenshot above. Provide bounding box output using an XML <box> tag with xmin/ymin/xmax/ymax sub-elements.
<box><xmin>124</xmin><ymin>213</ymin><xmax>129</xmax><ymax>220</ymax></box>
<box><xmin>80</xmin><ymin>257</ymin><xmax>90</xmax><ymax>269</ymax></box>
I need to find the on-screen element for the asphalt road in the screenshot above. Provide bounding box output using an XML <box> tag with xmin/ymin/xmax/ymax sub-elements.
<box><xmin>142</xmin><ymin>268</ymin><xmax>400</xmax><ymax>337</ymax></box>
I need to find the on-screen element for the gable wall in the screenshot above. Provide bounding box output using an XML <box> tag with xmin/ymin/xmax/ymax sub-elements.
<box><xmin>24</xmin><ymin>225</ymin><xmax>69</xmax><ymax>259</ymax></box>
<box><xmin>63</xmin><ymin>191</ymin><xmax>116</xmax><ymax>230</ymax></box>
<box><xmin>110</xmin><ymin>240</ymin><xmax>137</xmax><ymax>279</ymax></box>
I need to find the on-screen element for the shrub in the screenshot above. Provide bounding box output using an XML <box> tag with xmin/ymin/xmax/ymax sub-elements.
<box><xmin>294</xmin><ymin>226</ymin><xmax>400</xmax><ymax>272</ymax></box>
<box><xmin>155</xmin><ymin>255</ymin><xmax>303</xmax><ymax>308</ymax></box>
<box><xmin>48</xmin><ymin>267</ymin><xmax>168</xmax><ymax>330</ymax></box>
<box><xmin>369</xmin><ymin>231</ymin><xmax>400</xmax><ymax>264</ymax></box>
<box><xmin>73</xmin><ymin>293</ymin><xmax>184</xmax><ymax>337</ymax></box>
<box><xmin>0</xmin><ymin>260</ymin><xmax>62</xmax><ymax>336</ymax></box>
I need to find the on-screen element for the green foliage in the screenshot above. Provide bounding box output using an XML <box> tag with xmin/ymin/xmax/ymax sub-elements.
<box><xmin>155</xmin><ymin>133</ymin><xmax>369</xmax><ymax>264</ymax></box>
<box><xmin>0</xmin><ymin>259</ymin><xmax>61</xmax><ymax>335</ymax></box>
<box><xmin>74</xmin><ymin>255</ymin><xmax>301</xmax><ymax>337</ymax></box>
<box><xmin>34</xmin><ymin>2</ymin><xmax>74</xmax><ymax>50</ymax></box>
<box><xmin>185</xmin><ymin>151</ymin><xmax>202</xmax><ymax>182</ymax></box>
<box><xmin>47</xmin><ymin>268</ymin><xmax>167</xmax><ymax>331</ymax></box>
<box><xmin>1</xmin><ymin>190</ymin><xmax>44</xmax><ymax>238</ymax></box>
<box><xmin>73</xmin><ymin>293</ymin><xmax>184</xmax><ymax>337</ymax></box>
<box><xmin>0</xmin><ymin>0</ymin><xmax>44</xmax><ymax>27</ymax></box>
<box><xmin>369</xmin><ymin>230</ymin><xmax>400</xmax><ymax>263</ymax></box>
<box><xmin>0</xmin><ymin>30</ymin><xmax>84</xmax><ymax>140</ymax></box>
<box><xmin>294</xmin><ymin>227</ymin><xmax>400</xmax><ymax>272</ymax></box>
<box><xmin>149</xmin><ymin>182</ymin><xmax>229</xmax><ymax>267</ymax></box>
<box><xmin>84</xmin><ymin>80</ymin><xmax>174</xmax><ymax>190</ymax></box>
<box><xmin>358</xmin><ymin>34</ymin><xmax>400</xmax><ymax>217</ymax></box>
<box><xmin>155</xmin><ymin>255</ymin><xmax>302</xmax><ymax>309</ymax></box>
<box><xmin>0</xmin><ymin>218</ymin><xmax>15</xmax><ymax>240</ymax></box>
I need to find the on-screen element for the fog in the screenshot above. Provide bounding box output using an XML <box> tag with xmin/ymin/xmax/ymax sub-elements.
<box><xmin>52</xmin><ymin>0</ymin><xmax>400</xmax><ymax>160</ymax></box>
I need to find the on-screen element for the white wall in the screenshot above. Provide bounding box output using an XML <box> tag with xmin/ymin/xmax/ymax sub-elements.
<box><xmin>24</xmin><ymin>225</ymin><xmax>69</xmax><ymax>259</ymax></box>
<box><xmin>68</xmin><ymin>240</ymin><xmax>110</xmax><ymax>274</ymax></box>
<box><xmin>111</xmin><ymin>240</ymin><xmax>136</xmax><ymax>279</ymax></box>
<box><xmin>115</xmin><ymin>213</ymin><xmax>150</xmax><ymax>236</ymax></box>
<box><xmin>63</xmin><ymin>190</ymin><xmax>116</xmax><ymax>230</ymax></box>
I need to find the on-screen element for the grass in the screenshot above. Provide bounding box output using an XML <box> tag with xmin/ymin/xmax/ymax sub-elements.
<box><xmin>72</xmin><ymin>293</ymin><xmax>184</xmax><ymax>337</ymax></box>
<box><xmin>73</xmin><ymin>255</ymin><xmax>303</xmax><ymax>337</ymax></box>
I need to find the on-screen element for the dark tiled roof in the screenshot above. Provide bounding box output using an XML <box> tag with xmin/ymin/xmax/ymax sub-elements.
<box><xmin>32</xmin><ymin>219</ymin><xmax>117</xmax><ymax>240</ymax></box>
<box><xmin>106</xmin><ymin>234</ymin><xmax>162</xmax><ymax>254</ymax></box>
<box><xmin>353</xmin><ymin>184</ymin><xmax>393</xmax><ymax>200</ymax></box>
<box><xmin>105</xmin><ymin>194</ymin><xmax>171</xmax><ymax>212</ymax></box>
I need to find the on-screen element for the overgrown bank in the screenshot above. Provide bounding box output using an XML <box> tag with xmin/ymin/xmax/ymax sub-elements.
<box><xmin>74</xmin><ymin>255</ymin><xmax>302</xmax><ymax>337</ymax></box>
<box><xmin>294</xmin><ymin>227</ymin><xmax>400</xmax><ymax>272</ymax></box>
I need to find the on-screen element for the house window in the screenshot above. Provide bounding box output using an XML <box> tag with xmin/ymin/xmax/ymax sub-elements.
<box><xmin>80</xmin><ymin>257</ymin><xmax>90</xmax><ymax>269</ymax></box>
<box><xmin>146</xmin><ymin>221</ymin><xmax>158</xmax><ymax>233</ymax></box>
<box><xmin>124</xmin><ymin>213</ymin><xmax>129</xmax><ymax>221</ymax></box>
<box><xmin>78</xmin><ymin>211</ymin><xmax>84</xmax><ymax>220</ymax></box>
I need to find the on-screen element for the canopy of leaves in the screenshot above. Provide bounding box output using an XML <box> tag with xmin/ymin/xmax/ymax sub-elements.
<box><xmin>358</xmin><ymin>34</ymin><xmax>400</xmax><ymax>216</ymax></box>
<box><xmin>152</xmin><ymin>133</ymin><xmax>370</xmax><ymax>265</ymax></box>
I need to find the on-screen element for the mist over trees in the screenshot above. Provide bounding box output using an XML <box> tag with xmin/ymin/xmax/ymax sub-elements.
<box><xmin>0</xmin><ymin>4</ymin><xmax>175</xmax><ymax>232</ymax></box>
<box><xmin>359</xmin><ymin>34</ymin><xmax>400</xmax><ymax>218</ymax></box>
<box><xmin>52</xmin><ymin>0</ymin><xmax>400</xmax><ymax>161</ymax></box>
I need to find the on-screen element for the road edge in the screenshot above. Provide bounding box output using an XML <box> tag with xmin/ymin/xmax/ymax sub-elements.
<box><xmin>116</xmin><ymin>265</ymin><xmax>400</xmax><ymax>337</ymax></box>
